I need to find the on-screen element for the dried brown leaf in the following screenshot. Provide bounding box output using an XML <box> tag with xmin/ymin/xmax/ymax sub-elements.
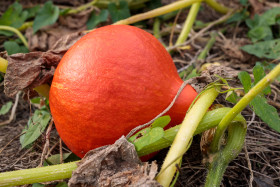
<box><xmin>68</xmin><ymin>136</ymin><xmax>161</xmax><ymax>187</ymax></box>
<box><xmin>3</xmin><ymin>31</ymin><xmax>86</xmax><ymax>97</ymax></box>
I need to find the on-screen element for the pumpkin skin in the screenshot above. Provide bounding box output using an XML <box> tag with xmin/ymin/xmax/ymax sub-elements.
<box><xmin>49</xmin><ymin>25</ymin><xmax>197</xmax><ymax>158</ymax></box>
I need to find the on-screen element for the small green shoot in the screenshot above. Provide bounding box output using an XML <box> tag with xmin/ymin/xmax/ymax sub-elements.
<box><xmin>20</xmin><ymin>108</ymin><xmax>51</xmax><ymax>148</ymax></box>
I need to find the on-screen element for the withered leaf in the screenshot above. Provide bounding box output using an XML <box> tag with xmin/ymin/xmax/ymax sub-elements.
<box><xmin>68</xmin><ymin>136</ymin><xmax>161</xmax><ymax>187</ymax></box>
<box><xmin>3</xmin><ymin>31</ymin><xmax>86</xmax><ymax>97</ymax></box>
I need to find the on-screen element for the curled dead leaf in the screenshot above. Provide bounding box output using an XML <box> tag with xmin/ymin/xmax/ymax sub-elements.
<box><xmin>68</xmin><ymin>136</ymin><xmax>161</xmax><ymax>187</ymax></box>
<box><xmin>3</xmin><ymin>31</ymin><xmax>86</xmax><ymax>98</ymax></box>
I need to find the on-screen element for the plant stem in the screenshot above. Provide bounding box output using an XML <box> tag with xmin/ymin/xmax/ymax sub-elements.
<box><xmin>153</xmin><ymin>17</ymin><xmax>161</xmax><ymax>39</ymax></box>
<box><xmin>0</xmin><ymin>162</ymin><xmax>78</xmax><ymax>187</ymax></box>
<box><xmin>0</xmin><ymin>26</ymin><xmax>28</xmax><ymax>48</ymax></box>
<box><xmin>114</xmin><ymin>0</ymin><xmax>202</xmax><ymax>25</ymax></box>
<box><xmin>18</xmin><ymin>21</ymin><xmax>34</xmax><ymax>32</ymax></box>
<box><xmin>137</xmin><ymin>107</ymin><xmax>246</xmax><ymax>157</ymax></box>
<box><xmin>205</xmin><ymin>122</ymin><xmax>247</xmax><ymax>187</ymax></box>
<box><xmin>197</xmin><ymin>31</ymin><xmax>218</xmax><ymax>60</ymax></box>
<box><xmin>156</xmin><ymin>86</ymin><xmax>220</xmax><ymax>187</ymax></box>
<box><xmin>210</xmin><ymin>63</ymin><xmax>280</xmax><ymax>153</ymax></box>
<box><xmin>205</xmin><ymin>0</ymin><xmax>232</xmax><ymax>14</ymax></box>
<box><xmin>0</xmin><ymin>107</ymin><xmax>245</xmax><ymax>186</ymax></box>
<box><xmin>67</xmin><ymin>0</ymin><xmax>98</xmax><ymax>14</ymax></box>
<box><xmin>0</xmin><ymin>57</ymin><xmax>8</xmax><ymax>73</ymax></box>
<box><xmin>175</xmin><ymin>2</ymin><xmax>201</xmax><ymax>45</ymax></box>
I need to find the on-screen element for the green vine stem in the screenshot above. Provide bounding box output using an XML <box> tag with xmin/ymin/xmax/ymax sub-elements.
<box><xmin>0</xmin><ymin>26</ymin><xmax>29</xmax><ymax>48</ymax></box>
<box><xmin>156</xmin><ymin>86</ymin><xmax>220</xmax><ymax>187</ymax></box>
<box><xmin>205</xmin><ymin>0</ymin><xmax>231</xmax><ymax>14</ymax></box>
<box><xmin>137</xmin><ymin>107</ymin><xmax>246</xmax><ymax>157</ymax></box>
<box><xmin>0</xmin><ymin>162</ymin><xmax>78</xmax><ymax>187</ymax></box>
<box><xmin>197</xmin><ymin>31</ymin><xmax>218</xmax><ymax>60</ymax></box>
<box><xmin>205</xmin><ymin>122</ymin><xmax>247</xmax><ymax>187</ymax></box>
<box><xmin>0</xmin><ymin>107</ymin><xmax>244</xmax><ymax>186</ymax></box>
<box><xmin>210</xmin><ymin>63</ymin><xmax>280</xmax><ymax>153</ymax></box>
<box><xmin>175</xmin><ymin>2</ymin><xmax>201</xmax><ymax>45</ymax></box>
<box><xmin>114</xmin><ymin>0</ymin><xmax>201</xmax><ymax>25</ymax></box>
<box><xmin>67</xmin><ymin>0</ymin><xmax>98</xmax><ymax>14</ymax></box>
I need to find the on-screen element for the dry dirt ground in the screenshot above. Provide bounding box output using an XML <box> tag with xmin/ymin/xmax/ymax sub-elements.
<box><xmin>0</xmin><ymin>0</ymin><xmax>280</xmax><ymax>186</ymax></box>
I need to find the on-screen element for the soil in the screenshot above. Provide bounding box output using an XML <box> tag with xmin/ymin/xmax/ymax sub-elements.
<box><xmin>0</xmin><ymin>0</ymin><xmax>280</xmax><ymax>187</ymax></box>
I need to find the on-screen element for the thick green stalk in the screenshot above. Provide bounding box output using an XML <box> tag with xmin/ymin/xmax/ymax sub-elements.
<box><xmin>0</xmin><ymin>162</ymin><xmax>78</xmax><ymax>187</ymax></box>
<box><xmin>205</xmin><ymin>0</ymin><xmax>231</xmax><ymax>14</ymax></box>
<box><xmin>210</xmin><ymin>63</ymin><xmax>280</xmax><ymax>153</ymax></box>
<box><xmin>205</xmin><ymin>122</ymin><xmax>247</xmax><ymax>187</ymax></box>
<box><xmin>0</xmin><ymin>26</ymin><xmax>28</xmax><ymax>48</ymax></box>
<box><xmin>0</xmin><ymin>107</ymin><xmax>244</xmax><ymax>186</ymax></box>
<box><xmin>114</xmin><ymin>0</ymin><xmax>202</xmax><ymax>25</ymax></box>
<box><xmin>175</xmin><ymin>2</ymin><xmax>201</xmax><ymax>45</ymax></box>
<box><xmin>156</xmin><ymin>87</ymin><xmax>220</xmax><ymax>187</ymax></box>
<box><xmin>137</xmin><ymin>107</ymin><xmax>246</xmax><ymax>157</ymax></box>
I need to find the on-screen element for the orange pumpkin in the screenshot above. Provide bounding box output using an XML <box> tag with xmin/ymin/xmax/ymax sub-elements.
<box><xmin>49</xmin><ymin>25</ymin><xmax>197</xmax><ymax>158</ymax></box>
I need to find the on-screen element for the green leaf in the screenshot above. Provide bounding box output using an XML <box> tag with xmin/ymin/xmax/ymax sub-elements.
<box><xmin>25</xmin><ymin>5</ymin><xmax>40</xmax><ymax>19</ymax></box>
<box><xmin>240</xmin><ymin>0</ymin><xmax>248</xmax><ymax>6</ymax></box>
<box><xmin>0</xmin><ymin>101</ymin><xmax>13</xmax><ymax>115</ymax></box>
<box><xmin>32</xmin><ymin>183</ymin><xmax>45</xmax><ymax>187</ymax></box>
<box><xmin>256</xmin><ymin>61</ymin><xmax>280</xmax><ymax>82</ymax></box>
<box><xmin>245</xmin><ymin>7</ymin><xmax>280</xmax><ymax>42</ymax></box>
<box><xmin>30</xmin><ymin>97</ymin><xmax>41</xmax><ymax>104</ymax></box>
<box><xmin>151</xmin><ymin>115</ymin><xmax>171</xmax><ymax>129</ymax></box>
<box><xmin>133</xmin><ymin>127</ymin><xmax>164</xmax><ymax>151</ymax></box>
<box><xmin>4</xmin><ymin>41</ymin><xmax>29</xmax><ymax>55</ymax></box>
<box><xmin>238</xmin><ymin>71</ymin><xmax>251</xmax><ymax>93</ymax></box>
<box><xmin>20</xmin><ymin>109</ymin><xmax>51</xmax><ymax>148</ymax></box>
<box><xmin>33</xmin><ymin>1</ymin><xmax>59</xmax><ymax>33</ymax></box>
<box><xmin>86</xmin><ymin>9</ymin><xmax>109</xmax><ymax>29</ymax></box>
<box><xmin>128</xmin><ymin>128</ymin><xmax>151</xmax><ymax>143</ymax></box>
<box><xmin>225</xmin><ymin>91</ymin><xmax>238</xmax><ymax>104</ymax></box>
<box><xmin>0</xmin><ymin>2</ymin><xmax>28</xmax><ymax>28</ymax></box>
<box><xmin>241</xmin><ymin>39</ymin><xmax>280</xmax><ymax>59</ymax></box>
<box><xmin>253</xmin><ymin>64</ymin><xmax>271</xmax><ymax>94</ymax></box>
<box><xmin>108</xmin><ymin>1</ymin><xmax>130</xmax><ymax>23</ymax></box>
<box><xmin>251</xmin><ymin>96</ymin><xmax>280</xmax><ymax>133</ymax></box>
<box><xmin>56</xmin><ymin>182</ymin><xmax>68</xmax><ymax>187</ymax></box>
<box><xmin>226</xmin><ymin>10</ymin><xmax>248</xmax><ymax>24</ymax></box>
<box><xmin>248</xmin><ymin>26</ymin><xmax>273</xmax><ymax>42</ymax></box>
<box><xmin>44</xmin><ymin>153</ymin><xmax>80</xmax><ymax>166</ymax></box>
<box><xmin>186</xmin><ymin>69</ymin><xmax>199</xmax><ymax>80</ymax></box>
<box><xmin>44</xmin><ymin>153</ymin><xmax>71</xmax><ymax>165</ymax></box>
